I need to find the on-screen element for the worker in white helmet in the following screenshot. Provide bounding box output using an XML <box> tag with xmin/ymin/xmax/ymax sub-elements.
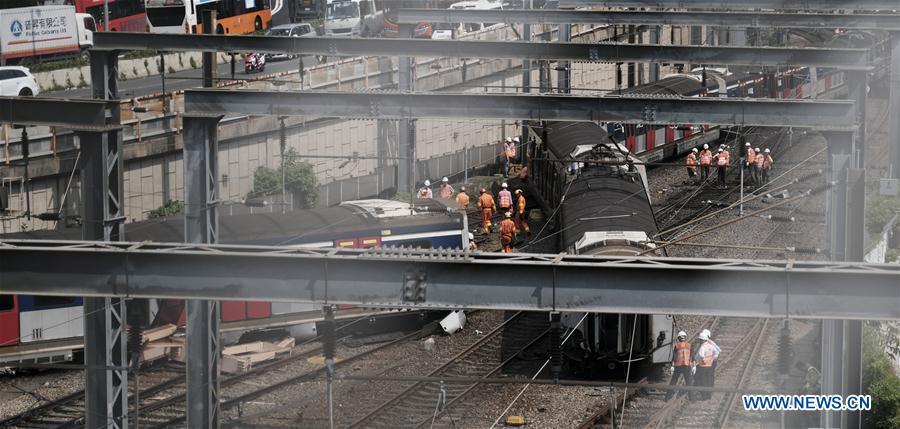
<box><xmin>666</xmin><ymin>330</ymin><xmax>693</xmax><ymax>401</ymax></box>
<box><xmin>762</xmin><ymin>148</ymin><xmax>774</xmax><ymax>185</ymax></box>
<box><xmin>698</xmin><ymin>144</ymin><xmax>713</xmax><ymax>181</ymax></box>
<box><xmin>686</xmin><ymin>148</ymin><xmax>699</xmax><ymax>182</ymax></box>
<box><xmin>753</xmin><ymin>147</ymin><xmax>765</xmax><ymax>186</ymax></box>
<box><xmin>744</xmin><ymin>143</ymin><xmax>757</xmax><ymax>187</ymax></box>
<box><xmin>497</xmin><ymin>182</ymin><xmax>512</xmax><ymax>215</ymax></box>
<box><xmin>418</xmin><ymin>180</ymin><xmax>433</xmax><ymax>200</ymax></box>
<box><xmin>503</xmin><ymin>137</ymin><xmax>517</xmax><ymax>178</ymax></box>
<box><xmin>694</xmin><ymin>329</ymin><xmax>720</xmax><ymax>400</ymax></box>
<box><xmin>467</xmin><ymin>232</ymin><xmax>478</xmax><ymax>250</ymax></box>
<box><xmin>438</xmin><ymin>176</ymin><xmax>454</xmax><ymax>199</ymax></box>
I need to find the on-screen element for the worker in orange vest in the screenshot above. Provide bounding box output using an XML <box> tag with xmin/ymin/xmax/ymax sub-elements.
<box><xmin>698</xmin><ymin>144</ymin><xmax>713</xmax><ymax>181</ymax></box>
<box><xmin>467</xmin><ymin>232</ymin><xmax>478</xmax><ymax>250</ymax></box>
<box><xmin>498</xmin><ymin>211</ymin><xmax>518</xmax><ymax>253</ymax></box>
<box><xmin>666</xmin><ymin>330</ymin><xmax>693</xmax><ymax>401</ymax></box>
<box><xmin>762</xmin><ymin>148</ymin><xmax>774</xmax><ymax>186</ymax></box>
<box><xmin>755</xmin><ymin>149</ymin><xmax>766</xmax><ymax>186</ymax></box>
<box><xmin>743</xmin><ymin>142</ymin><xmax>756</xmax><ymax>186</ymax></box>
<box><xmin>438</xmin><ymin>177</ymin><xmax>454</xmax><ymax>199</ymax></box>
<box><xmin>693</xmin><ymin>330</ymin><xmax>720</xmax><ymax>400</ymax></box>
<box><xmin>476</xmin><ymin>188</ymin><xmax>496</xmax><ymax>234</ymax></box>
<box><xmin>502</xmin><ymin>137</ymin><xmax>517</xmax><ymax>177</ymax></box>
<box><xmin>455</xmin><ymin>186</ymin><xmax>470</xmax><ymax>209</ymax></box>
<box><xmin>686</xmin><ymin>148</ymin><xmax>698</xmax><ymax>182</ymax></box>
<box><xmin>417</xmin><ymin>180</ymin><xmax>433</xmax><ymax>199</ymax></box>
<box><xmin>514</xmin><ymin>189</ymin><xmax>530</xmax><ymax>237</ymax></box>
<box><xmin>497</xmin><ymin>182</ymin><xmax>513</xmax><ymax>215</ymax></box>
<box><xmin>715</xmin><ymin>147</ymin><xmax>730</xmax><ymax>188</ymax></box>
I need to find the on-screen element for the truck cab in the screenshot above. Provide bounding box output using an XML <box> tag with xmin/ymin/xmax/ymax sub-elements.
<box><xmin>324</xmin><ymin>0</ymin><xmax>382</xmax><ymax>37</ymax></box>
<box><xmin>77</xmin><ymin>13</ymin><xmax>95</xmax><ymax>50</ymax></box>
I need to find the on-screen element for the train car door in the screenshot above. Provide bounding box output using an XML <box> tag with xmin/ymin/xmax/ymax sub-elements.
<box><xmin>222</xmin><ymin>301</ymin><xmax>247</xmax><ymax>322</ymax></box>
<box><xmin>0</xmin><ymin>296</ymin><xmax>18</xmax><ymax>346</ymax></box>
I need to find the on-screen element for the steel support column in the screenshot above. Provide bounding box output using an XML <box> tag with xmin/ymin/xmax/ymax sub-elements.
<box><xmin>183</xmin><ymin>116</ymin><xmax>221</xmax><ymax>428</ymax></box>
<box><xmin>83</xmin><ymin>48</ymin><xmax>127</xmax><ymax>429</ymax></box>
<box><xmin>847</xmin><ymin>70</ymin><xmax>868</xmax><ymax>167</ymax></box>
<box><xmin>398</xmin><ymin>23</ymin><xmax>415</xmax><ymax>193</ymax></box>
<box><xmin>521</xmin><ymin>1</ymin><xmax>532</xmax><ymax>148</ymax></box>
<box><xmin>650</xmin><ymin>25</ymin><xmax>660</xmax><ymax>82</ymax></box>
<box><xmin>821</xmin><ymin>319</ymin><xmax>844</xmax><ymax>429</ymax></box>
<box><xmin>557</xmin><ymin>23</ymin><xmax>571</xmax><ymax>93</ymax></box>
<box><xmin>890</xmin><ymin>34</ymin><xmax>900</xmax><ymax>178</ymax></box>
<box><xmin>185</xmin><ymin>9</ymin><xmax>221</xmax><ymax>428</ymax></box>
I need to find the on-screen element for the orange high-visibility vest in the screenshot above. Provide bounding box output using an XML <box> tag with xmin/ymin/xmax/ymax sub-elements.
<box><xmin>456</xmin><ymin>192</ymin><xmax>470</xmax><ymax>208</ymax></box>
<box><xmin>696</xmin><ymin>342</ymin><xmax>717</xmax><ymax>367</ymax></box>
<box><xmin>498</xmin><ymin>190</ymin><xmax>512</xmax><ymax>208</ymax></box>
<box><xmin>765</xmin><ymin>155</ymin><xmax>774</xmax><ymax>170</ymax></box>
<box><xmin>686</xmin><ymin>153</ymin><xmax>697</xmax><ymax>167</ymax></box>
<box><xmin>716</xmin><ymin>151</ymin><xmax>729</xmax><ymax>166</ymax></box>
<box><xmin>505</xmin><ymin>143</ymin><xmax>517</xmax><ymax>158</ymax></box>
<box><xmin>517</xmin><ymin>195</ymin><xmax>526</xmax><ymax>214</ymax></box>
<box><xmin>755</xmin><ymin>153</ymin><xmax>766</xmax><ymax>168</ymax></box>
<box><xmin>699</xmin><ymin>150</ymin><xmax>713</xmax><ymax>166</ymax></box>
<box><xmin>478</xmin><ymin>193</ymin><xmax>495</xmax><ymax>210</ymax></box>
<box><xmin>674</xmin><ymin>341</ymin><xmax>692</xmax><ymax>367</ymax></box>
<box><xmin>745</xmin><ymin>148</ymin><xmax>756</xmax><ymax>164</ymax></box>
<box><xmin>499</xmin><ymin>218</ymin><xmax>517</xmax><ymax>236</ymax></box>
<box><xmin>439</xmin><ymin>184</ymin><xmax>453</xmax><ymax>199</ymax></box>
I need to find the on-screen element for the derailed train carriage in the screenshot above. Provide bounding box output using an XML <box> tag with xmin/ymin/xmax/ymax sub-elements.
<box><xmin>529</xmin><ymin>121</ymin><xmax>673</xmax><ymax>378</ymax></box>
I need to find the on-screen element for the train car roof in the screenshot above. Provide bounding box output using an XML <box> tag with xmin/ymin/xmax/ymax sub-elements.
<box><xmin>543</xmin><ymin>121</ymin><xmax>612</xmax><ymax>160</ymax></box>
<box><xmin>1</xmin><ymin>199</ymin><xmax>462</xmax><ymax>246</ymax></box>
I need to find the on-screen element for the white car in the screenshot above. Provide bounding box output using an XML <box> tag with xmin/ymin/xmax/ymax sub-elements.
<box><xmin>0</xmin><ymin>66</ymin><xmax>39</xmax><ymax>96</ymax></box>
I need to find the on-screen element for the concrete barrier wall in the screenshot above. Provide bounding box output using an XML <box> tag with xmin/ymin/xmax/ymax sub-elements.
<box><xmin>33</xmin><ymin>51</ymin><xmax>233</xmax><ymax>93</ymax></box>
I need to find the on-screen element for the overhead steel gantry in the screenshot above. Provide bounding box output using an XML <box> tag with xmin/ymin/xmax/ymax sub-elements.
<box><xmin>396</xmin><ymin>9</ymin><xmax>900</xmax><ymax>31</ymax></box>
<box><xmin>559</xmin><ymin>0</ymin><xmax>900</xmax><ymax>9</ymax></box>
<box><xmin>183</xmin><ymin>89</ymin><xmax>857</xmax><ymax>129</ymax></box>
<box><xmin>1</xmin><ymin>240</ymin><xmax>898</xmax><ymax>320</ymax></box>
<box><xmin>92</xmin><ymin>32</ymin><xmax>874</xmax><ymax>70</ymax></box>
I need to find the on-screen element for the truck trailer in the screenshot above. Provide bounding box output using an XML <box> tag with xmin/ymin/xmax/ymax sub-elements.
<box><xmin>0</xmin><ymin>5</ymin><xmax>95</xmax><ymax>66</ymax></box>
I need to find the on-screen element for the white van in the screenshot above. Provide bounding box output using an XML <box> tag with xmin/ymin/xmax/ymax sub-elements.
<box><xmin>431</xmin><ymin>0</ymin><xmax>503</xmax><ymax>40</ymax></box>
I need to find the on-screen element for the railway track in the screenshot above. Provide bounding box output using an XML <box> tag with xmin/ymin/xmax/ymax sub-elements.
<box><xmin>0</xmin><ymin>362</ymin><xmax>186</xmax><ymax>429</ymax></box>
<box><xmin>348</xmin><ymin>311</ymin><xmax>549</xmax><ymax>429</ymax></box>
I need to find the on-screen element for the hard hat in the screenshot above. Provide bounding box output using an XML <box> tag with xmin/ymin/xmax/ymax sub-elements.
<box><xmin>692</xmin><ymin>148</ymin><xmax>698</xmax><ymax>153</ymax></box>
<box><xmin>506</xmin><ymin>137</ymin><xmax>513</xmax><ymax>143</ymax></box>
<box><xmin>755</xmin><ymin>147</ymin><xmax>761</xmax><ymax>152</ymax></box>
<box><xmin>513</xmin><ymin>136</ymin><xmax>520</xmax><ymax>143</ymax></box>
<box><xmin>703</xmin><ymin>144</ymin><xmax>709</xmax><ymax>149</ymax></box>
<box><xmin>718</xmin><ymin>148</ymin><xmax>723</xmax><ymax>152</ymax></box>
<box><xmin>460</xmin><ymin>186</ymin><xmax>466</xmax><ymax>191</ymax></box>
<box><xmin>480</xmin><ymin>188</ymin><xmax>486</xmax><ymax>193</ymax></box>
<box><xmin>424</xmin><ymin>180</ymin><xmax>431</xmax><ymax>187</ymax></box>
<box><xmin>501</xmin><ymin>182</ymin><xmax>508</xmax><ymax>188</ymax></box>
<box><xmin>765</xmin><ymin>148</ymin><xmax>771</xmax><ymax>153</ymax></box>
<box><xmin>504</xmin><ymin>211</ymin><xmax>512</xmax><ymax>217</ymax></box>
<box><xmin>677</xmin><ymin>330</ymin><xmax>687</xmax><ymax>338</ymax></box>
<box><xmin>515</xmin><ymin>189</ymin><xmax>522</xmax><ymax>194</ymax></box>
<box><xmin>442</xmin><ymin>177</ymin><xmax>449</xmax><ymax>183</ymax></box>
<box><xmin>745</xmin><ymin>142</ymin><xmax>751</xmax><ymax>146</ymax></box>
<box><xmin>701</xmin><ymin>329</ymin><xmax>711</xmax><ymax>338</ymax></box>
<box><xmin>698</xmin><ymin>331</ymin><xmax>709</xmax><ymax>341</ymax></box>
<box><xmin>468</xmin><ymin>232</ymin><xmax>474</xmax><ymax>240</ymax></box>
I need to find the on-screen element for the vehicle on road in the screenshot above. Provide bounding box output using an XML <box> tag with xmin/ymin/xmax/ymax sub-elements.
<box><xmin>244</xmin><ymin>51</ymin><xmax>266</xmax><ymax>73</ymax></box>
<box><xmin>287</xmin><ymin>0</ymin><xmax>324</xmax><ymax>22</ymax></box>
<box><xmin>0</xmin><ymin>66</ymin><xmax>39</xmax><ymax>96</ymax></box>
<box><xmin>324</xmin><ymin>0</ymin><xmax>383</xmax><ymax>37</ymax></box>
<box><xmin>146</xmin><ymin>0</ymin><xmax>272</xmax><ymax>35</ymax></box>
<box><xmin>0</xmin><ymin>5</ymin><xmax>95</xmax><ymax>66</ymax></box>
<box><xmin>266</xmin><ymin>22</ymin><xmax>315</xmax><ymax>60</ymax></box>
<box><xmin>74</xmin><ymin>0</ymin><xmax>147</xmax><ymax>32</ymax></box>
<box><xmin>431</xmin><ymin>0</ymin><xmax>502</xmax><ymax>40</ymax></box>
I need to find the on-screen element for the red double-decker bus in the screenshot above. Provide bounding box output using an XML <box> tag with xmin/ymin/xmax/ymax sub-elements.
<box><xmin>70</xmin><ymin>0</ymin><xmax>147</xmax><ymax>32</ymax></box>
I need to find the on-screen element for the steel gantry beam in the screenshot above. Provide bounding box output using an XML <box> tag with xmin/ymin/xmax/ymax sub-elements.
<box><xmin>91</xmin><ymin>33</ymin><xmax>873</xmax><ymax>70</ymax></box>
<box><xmin>559</xmin><ymin>0</ymin><xmax>900</xmax><ymax>10</ymax></box>
<box><xmin>0</xmin><ymin>96</ymin><xmax>110</xmax><ymax>129</ymax></box>
<box><xmin>183</xmin><ymin>89</ymin><xmax>857</xmax><ymax>130</ymax></box>
<box><xmin>397</xmin><ymin>9</ymin><xmax>900</xmax><ymax>31</ymax></box>
<box><xmin>1</xmin><ymin>240</ymin><xmax>898</xmax><ymax>320</ymax></box>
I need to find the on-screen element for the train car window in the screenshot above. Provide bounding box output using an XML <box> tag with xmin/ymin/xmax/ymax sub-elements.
<box><xmin>0</xmin><ymin>295</ymin><xmax>13</xmax><ymax>312</ymax></box>
<box><xmin>33</xmin><ymin>296</ymin><xmax>79</xmax><ymax>309</ymax></box>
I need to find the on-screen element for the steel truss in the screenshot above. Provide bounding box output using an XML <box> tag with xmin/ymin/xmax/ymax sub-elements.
<box><xmin>0</xmin><ymin>240</ymin><xmax>897</xmax><ymax>320</ymax></box>
<box><xmin>183</xmin><ymin>89</ymin><xmax>857</xmax><ymax>129</ymax></box>
<box><xmin>559</xmin><ymin>0</ymin><xmax>900</xmax><ymax>10</ymax></box>
<box><xmin>397</xmin><ymin>9</ymin><xmax>900</xmax><ymax>31</ymax></box>
<box><xmin>91</xmin><ymin>32</ymin><xmax>873</xmax><ymax>70</ymax></box>
<box><xmin>0</xmin><ymin>96</ymin><xmax>110</xmax><ymax>129</ymax></box>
